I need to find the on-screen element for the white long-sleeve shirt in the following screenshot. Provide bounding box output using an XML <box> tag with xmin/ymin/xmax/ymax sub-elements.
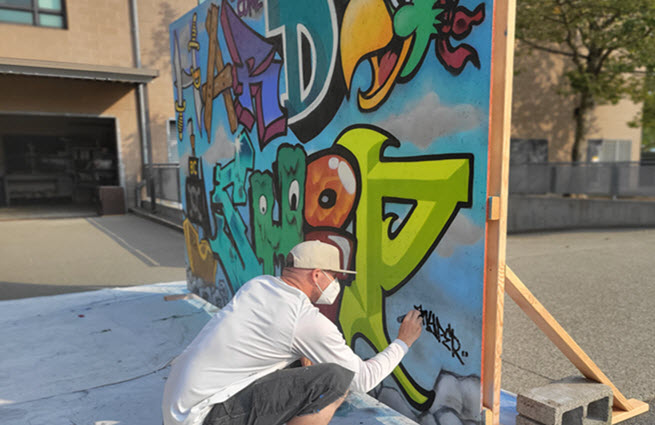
<box><xmin>162</xmin><ymin>275</ymin><xmax>408</xmax><ymax>425</ymax></box>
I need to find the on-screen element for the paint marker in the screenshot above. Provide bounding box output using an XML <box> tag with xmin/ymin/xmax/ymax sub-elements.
<box><xmin>397</xmin><ymin>312</ymin><xmax>425</xmax><ymax>325</ymax></box>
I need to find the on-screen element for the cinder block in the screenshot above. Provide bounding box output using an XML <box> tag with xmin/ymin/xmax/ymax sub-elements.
<box><xmin>516</xmin><ymin>376</ymin><xmax>613</xmax><ymax>425</ymax></box>
<box><xmin>516</xmin><ymin>415</ymin><xmax>543</xmax><ymax>425</ymax></box>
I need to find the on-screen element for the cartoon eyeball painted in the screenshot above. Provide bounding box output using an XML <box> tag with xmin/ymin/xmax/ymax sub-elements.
<box><xmin>258</xmin><ymin>195</ymin><xmax>267</xmax><ymax>215</ymax></box>
<box><xmin>305</xmin><ymin>154</ymin><xmax>357</xmax><ymax>229</ymax></box>
<box><xmin>288</xmin><ymin>180</ymin><xmax>300</xmax><ymax>211</ymax></box>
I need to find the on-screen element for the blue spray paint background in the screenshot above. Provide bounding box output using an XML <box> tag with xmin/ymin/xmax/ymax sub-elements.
<box><xmin>170</xmin><ymin>0</ymin><xmax>492</xmax><ymax>420</ymax></box>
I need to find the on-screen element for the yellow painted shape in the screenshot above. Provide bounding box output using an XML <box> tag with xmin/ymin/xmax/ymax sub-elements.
<box><xmin>340</xmin><ymin>0</ymin><xmax>393</xmax><ymax>89</ymax></box>
<box><xmin>183</xmin><ymin>219</ymin><xmax>218</xmax><ymax>284</ymax></box>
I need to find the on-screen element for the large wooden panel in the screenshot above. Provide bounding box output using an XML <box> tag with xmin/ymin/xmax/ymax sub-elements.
<box><xmin>170</xmin><ymin>0</ymin><xmax>501</xmax><ymax>422</ymax></box>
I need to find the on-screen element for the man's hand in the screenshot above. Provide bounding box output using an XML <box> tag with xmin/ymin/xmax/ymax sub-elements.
<box><xmin>397</xmin><ymin>309</ymin><xmax>423</xmax><ymax>347</ymax></box>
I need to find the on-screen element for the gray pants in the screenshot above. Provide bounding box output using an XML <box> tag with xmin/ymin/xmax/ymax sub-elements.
<box><xmin>202</xmin><ymin>363</ymin><xmax>354</xmax><ymax>425</ymax></box>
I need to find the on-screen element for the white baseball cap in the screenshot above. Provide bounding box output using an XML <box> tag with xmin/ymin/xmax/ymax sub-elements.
<box><xmin>287</xmin><ymin>240</ymin><xmax>356</xmax><ymax>274</ymax></box>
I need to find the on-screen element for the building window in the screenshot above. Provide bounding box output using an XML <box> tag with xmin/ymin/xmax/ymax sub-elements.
<box><xmin>0</xmin><ymin>0</ymin><xmax>66</xmax><ymax>29</ymax></box>
<box><xmin>588</xmin><ymin>139</ymin><xmax>632</xmax><ymax>162</ymax></box>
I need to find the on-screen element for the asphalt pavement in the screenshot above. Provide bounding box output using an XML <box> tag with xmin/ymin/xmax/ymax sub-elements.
<box><xmin>0</xmin><ymin>214</ymin><xmax>186</xmax><ymax>300</ymax></box>
<box><xmin>504</xmin><ymin>228</ymin><xmax>655</xmax><ymax>424</ymax></box>
<box><xmin>0</xmin><ymin>214</ymin><xmax>652</xmax><ymax>423</ymax></box>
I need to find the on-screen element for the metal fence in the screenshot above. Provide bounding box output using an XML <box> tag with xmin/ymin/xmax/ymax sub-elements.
<box><xmin>146</xmin><ymin>164</ymin><xmax>181</xmax><ymax>204</ymax></box>
<box><xmin>510</xmin><ymin>162</ymin><xmax>655</xmax><ymax>197</ymax></box>
<box><xmin>144</xmin><ymin>162</ymin><xmax>655</xmax><ymax>206</ymax></box>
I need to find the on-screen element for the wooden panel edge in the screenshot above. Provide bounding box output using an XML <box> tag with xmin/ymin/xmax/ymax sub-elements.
<box><xmin>482</xmin><ymin>0</ymin><xmax>516</xmax><ymax>422</ymax></box>
<box><xmin>164</xmin><ymin>293</ymin><xmax>193</xmax><ymax>301</ymax></box>
<box><xmin>612</xmin><ymin>399</ymin><xmax>649</xmax><ymax>424</ymax></box>
<box><xmin>488</xmin><ymin>196</ymin><xmax>502</xmax><ymax>221</ymax></box>
<box><xmin>482</xmin><ymin>407</ymin><xmax>494</xmax><ymax>425</ymax></box>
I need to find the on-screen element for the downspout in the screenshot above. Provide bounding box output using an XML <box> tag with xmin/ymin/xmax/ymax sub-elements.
<box><xmin>128</xmin><ymin>0</ymin><xmax>156</xmax><ymax>212</ymax></box>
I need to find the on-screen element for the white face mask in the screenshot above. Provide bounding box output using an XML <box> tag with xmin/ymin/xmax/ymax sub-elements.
<box><xmin>314</xmin><ymin>271</ymin><xmax>340</xmax><ymax>305</ymax></box>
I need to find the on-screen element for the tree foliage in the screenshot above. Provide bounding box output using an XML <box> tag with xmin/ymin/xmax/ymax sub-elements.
<box><xmin>516</xmin><ymin>0</ymin><xmax>655</xmax><ymax>161</ymax></box>
<box><xmin>641</xmin><ymin>71</ymin><xmax>655</xmax><ymax>152</ymax></box>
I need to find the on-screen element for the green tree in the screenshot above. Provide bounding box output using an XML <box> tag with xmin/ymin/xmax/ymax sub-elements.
<box><xmin>516</xmin><ymin>0</ymin><xmax>655</xmax><ymax>162</ymax></box>
<box><xmin>641</xmin><ymin>70</ymin><xmax>655</xmax><ymax>153</ymax></box>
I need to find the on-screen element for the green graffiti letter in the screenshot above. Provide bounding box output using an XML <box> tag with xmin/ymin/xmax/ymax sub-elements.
<box><xmin>250</xmin><ymin>145</ymin><xmax>306</xmax><ymax>274</ymax></box>
<box><xmin>337</xmin><ymin>126</ymin><xmax>471</xmax><ymax>408</ymax></box>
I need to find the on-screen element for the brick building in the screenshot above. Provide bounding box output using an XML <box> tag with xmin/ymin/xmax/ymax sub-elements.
<box><xmin>0</xmin><ymin>0</ymin><xmax>195</xmax><ymax>209</ymax></box>
<box><xmin>511</xmin><ymin>46</ymin><xmax>643</xmax><ymax>164</ymax></box>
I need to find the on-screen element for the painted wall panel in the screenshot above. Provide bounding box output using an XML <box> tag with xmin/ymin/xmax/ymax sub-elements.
<box><xmin>170</xmin><ymin>0</ymin><xmax>492</xmax><ymax>422</ymax></box>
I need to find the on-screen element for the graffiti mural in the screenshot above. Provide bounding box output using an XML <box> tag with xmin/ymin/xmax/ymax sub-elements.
<box><xmin>170</xmin><ymin>0</ymin><xmax>491</xmax><ymax>422</ymax></box>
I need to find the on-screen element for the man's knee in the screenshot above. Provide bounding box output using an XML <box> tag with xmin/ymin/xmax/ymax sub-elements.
<box><xmin>317</xmin><ymin>363</ymin><xmax>354</xmax><ymax>395</ymax></box>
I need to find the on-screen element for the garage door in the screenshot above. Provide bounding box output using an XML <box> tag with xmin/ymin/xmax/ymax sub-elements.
<box><xmin>0</xmin><ymin>114</ymin><xmax>119</xmax><ymax>209</ymax></box>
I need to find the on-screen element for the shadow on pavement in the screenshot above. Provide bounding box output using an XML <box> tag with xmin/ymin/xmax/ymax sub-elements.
<box><xmin>0</xmin><ymin>281</ymin><xmax>107</xmax><ymax>301</ymax></box>
<box><xmin>85</xmin><ymin>215</ymin><xmax>186</xmax><ymax>268</ymax></box>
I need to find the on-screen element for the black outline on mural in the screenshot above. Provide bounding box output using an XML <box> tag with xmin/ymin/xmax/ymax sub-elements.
<box><xmin>352</xmin><ymin>331</ymin><xmax>437</xmax><ymax>412</ymax></box>
<box><xmin>382</xmin><ymin>197</ymin><xmax>418</xmax><ymax>241</ymax></box>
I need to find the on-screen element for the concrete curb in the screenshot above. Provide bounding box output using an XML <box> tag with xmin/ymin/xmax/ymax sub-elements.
<box><xmin>129</xmin><ymin>207</ymin><xmax>183</xmax><ymax>232</ymax></box>
<box><xmin>508</xmin><ymin>196</ymin><xmax>655</xmax><ymax>233</ymax></box>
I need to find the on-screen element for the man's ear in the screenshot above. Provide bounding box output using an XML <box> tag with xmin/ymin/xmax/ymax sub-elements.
<box><xmin>311</xmin><ymin>268</ymin><xmax>322</xmax><ymax>283</ymax></box>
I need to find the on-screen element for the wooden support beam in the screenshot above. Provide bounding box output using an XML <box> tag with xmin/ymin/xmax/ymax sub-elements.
<box><xmin>488</xmin><ymin>196</ymin><xmax>502</xmax><ymax>221</ymax></box>
<box><xmin>482</xmin><ymin>407</ymin><xmax>494</xmax><ymax>425</ymax></box>
<box><xmin>612</xmin><ymin>399</ymin><xmax>649</xmax><ymax>424</ymax></box>
<box><xmin>164</xmin><ymin>293</ymin><xmax>200</xmax><ymax>302</ymax></box>
<box><xmin>505</xmin><ymin>265</ymin><xmax>634</xmax><ymax>413</ymax></box>
<box><xmin>483</xmin><ymin>0</ymin><xmax>516</xmax><ymax>422</ymax></box>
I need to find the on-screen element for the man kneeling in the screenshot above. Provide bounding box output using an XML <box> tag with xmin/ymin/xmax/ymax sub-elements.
<box><xmin>162</xmin><ymin>240</ymin><xmax>423</xmax><ymax>425</ymax></box>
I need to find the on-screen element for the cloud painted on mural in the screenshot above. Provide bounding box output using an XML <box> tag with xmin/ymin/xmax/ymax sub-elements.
<box><xmin>203</xmin><ymin>126</ymin><xmax>236</xmax><ymax>166</ymax></box>
<box><xmin>176</xmin><ymin>24</ymin><xmax>192</xmax><ymax>70</ymax></box>
<box><xmin>436</xmin><ymin>214</ymin><xmax>483</xmax><ymax>258</ymax></box>
<box><xmin>372</xmin><ymin>370</ymin><xmax>482</xmax><ymax>424</ymax></box>
<box><xmin>377</xmin><ymin>92</ymin><xmax>483</xmax><ymax>149</ymax></box>
<box><xmin>180</xmin><ymin>154</ymin><xmax>190</xmax><ymax>176</ymax></box>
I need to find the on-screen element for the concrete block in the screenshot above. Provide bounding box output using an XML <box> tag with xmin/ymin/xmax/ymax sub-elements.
<box><xmin>516</xmin><ymin>376</ymin><xmax>613</xmax><ymax>425</ymax></box>
<box><xmin>516</xmin><ymin>415</ymin><xmax>543</xmax><ymax>425</ymax></box>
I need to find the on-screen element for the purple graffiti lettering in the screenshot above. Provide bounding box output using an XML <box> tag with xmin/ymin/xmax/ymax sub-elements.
<box><xmin>220</xmin><ymin>0</ymin><xmax>287</xmax><ymax>150</ymax></box>
<box><xmin>236</xmin><ymin>0</ymin><xmax>263</xmax><ymax>18</ymax></box>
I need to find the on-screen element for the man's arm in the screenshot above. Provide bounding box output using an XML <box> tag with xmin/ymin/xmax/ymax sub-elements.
<box><xmin>291</xmin><ymin>308</ymin><xmax>423</xmax><ymax>393</ymax></box>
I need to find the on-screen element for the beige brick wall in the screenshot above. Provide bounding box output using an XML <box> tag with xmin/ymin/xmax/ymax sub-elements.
<box><xmin>589</xmin><ymin>100</ymin><xmax>643</xmax><ymax>160</ymax></box>
<box><xmin>137</xmin><ymin>0</ymin><xmax>197</xmax><ymax>164</ymax></box>
<box><xmin>512</xmin><ymin>45</ymin><xmax>643</xmax><ymax>162</ymax></box>
<box><xmin>0</xmin><ymin>0</ymin><xmax>197</xmax><ymax>206</ymax></box>
<box><xmin>0</xmin><ymin>1</ymin><xmax>133</xmax><ymax>67</ymax></box>
<box><xmin>0</xmin><ymin>75</ymin><xmax>142</xmax><ymax>205</ymax></box>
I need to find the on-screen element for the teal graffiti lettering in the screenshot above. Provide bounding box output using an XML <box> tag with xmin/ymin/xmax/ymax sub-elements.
<box><xmin>265</xmin><ymin>0</ymin><xmax>338</xmax><ymax>124</ymax></box>
<box><xmin>209</xmin><ymin>131</ymin><xmax>262</xmax><ymax>291</ymax></box>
